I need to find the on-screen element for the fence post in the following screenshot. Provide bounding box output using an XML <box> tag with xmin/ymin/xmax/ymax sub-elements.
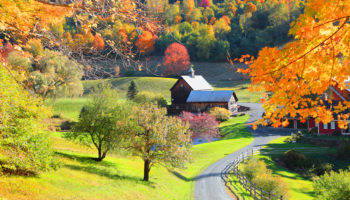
<box><xmin>280</xmin><ymin>195</ymin><xmax>284</xmax><ymax>200</ymax></box>
<box><xmin>260</xmin><ymin>188</ymin><xmax>263</xmax><ymax>200</ymax></box>
<box><xmin>250</xmin><ymin>183</ymin><xmax>253</xmax><ymax>196</ymax></box>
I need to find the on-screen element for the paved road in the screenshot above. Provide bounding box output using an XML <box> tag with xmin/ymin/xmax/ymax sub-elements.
<box><xmin>193</xmin><ymin>103</ymin><xmax>293</xmax><ymax>200</ymax></box>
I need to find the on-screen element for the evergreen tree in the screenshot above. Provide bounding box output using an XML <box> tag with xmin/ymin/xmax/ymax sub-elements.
<box><xmin>127</xmin><ymin>81</ymin><xmax>138</xmax><ymax>100</ymax></box>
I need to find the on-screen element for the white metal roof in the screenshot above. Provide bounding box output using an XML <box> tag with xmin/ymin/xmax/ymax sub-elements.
<box><xmin>181</xmin><ymin>75</ymin><xmax>214</xmax><ymax>91</ymax></box>
<box><xmin>186</xmin><ymin>90</ymin><xmax>237</xmax><ymax>102</ymax></box>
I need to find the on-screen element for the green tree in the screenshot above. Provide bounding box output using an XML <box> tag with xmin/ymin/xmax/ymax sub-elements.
<box><xmin>7</xmin><ymin>48</ymin><xmax>83</xmax><ymax>99</ymax></box>
<box><xmin>189</xmin><ymin>8</ymin><xmax>203</xmax><ymax>22</ymax></box>
<box><xmin>313</xmin><ymin>168</ymin><xmax>350</xmax><ymax>200</ymax></box>
<box><xmin>66</xmin><ymin>86</ymin><xmax>129</xmax><ymax>161</ymax></box>
<box><xmin>0</xmin><ymin>64</ymin><xmax>57</xmax><ymax>175</ymax></box>
<box><xmin>126</xmin><ymin>104</ymin><xmax>192</xmax><ymax>181</ymax></box>
<box><xmin>165</xmin><ymin>3</ymin><xmax>181</xmax><ymax>24</ymax></box>
<box><xmin>127</xmin><ymin>81</ymin><xmax>138</xmax><ymax>100</ymax></box>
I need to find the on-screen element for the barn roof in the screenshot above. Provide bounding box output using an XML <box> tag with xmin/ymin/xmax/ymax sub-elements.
<box><xmin>186</xmin><ymin>90</ymin><xmax>238</xmax><ymax>103</ymax></box>
<box><xmin>180</xmin><ymin>75</ymin><xmax>214</xmax><ymax>91</ymax></box>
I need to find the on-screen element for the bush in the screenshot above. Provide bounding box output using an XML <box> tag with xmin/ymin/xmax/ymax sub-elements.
<box><xmin>209</xmin><ymin>107</ymin><xmax>231</xmax><ymax>121</ymax></box>
<box><xmin>240</xmin><ymin>159</ymin><xmax>289</xmax><ymax>199</ymax></box>
<box><xmin>333</xmin><ymin>129</ymin><xmax>342</xmax><ymax>136</ymax></box>
<box><xmin>60</xmin><ymin>120</ymin><xmax>76</xmax><ymax>131</ymax></box>
<box><xmin>336</xmin><ymin>139</ymin><xmax>350</xmax><ymax>158</ymax></box>
<box><xmin>282</xmin><ymin>149</ymin><xmax>307</xmax><ymax>169</ymax></box>
<box><xmin>308</xmin><ymin>127</ymin><xmax>318</xmax><ymax>136</ymax></box>
<box><xmin>240</xmin><ymin>158</ymin><xmax>269</xmax><ymax>181</ymax></box>
<box><xmin>0</xmin><ymin>65</ymin><xmax>57</xmax><ymax>175</ymax></box>
<box><xmin>253</xmin><ymin>174</ymin><xmax>289</xmax><ymax>199</ymax></box>
<box><xmin>133</xmin><ymin>91</ymin><xmax>168</xmax><ymax>107</ymax></box>
<box><xmin>309</xmin><ymin>162</ymin><xmax>333</xmax><ymax>176</ymax></box>
<box><xmin>313</xmin><ymin>168</ymin><xmax>350</xmax><ymax>200</ymax></box>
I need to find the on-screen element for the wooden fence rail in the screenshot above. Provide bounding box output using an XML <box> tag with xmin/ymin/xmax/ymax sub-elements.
<box><xmin>222</xmin><ymin>148</ymin><xmax>284</xmax><ymax>200</ymax></box>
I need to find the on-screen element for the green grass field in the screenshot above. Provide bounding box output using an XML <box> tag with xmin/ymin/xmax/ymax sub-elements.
<box><xmin>82</xmin><ymin>77</ymin><xmax>262</xmax><ymax>103</ymax></box>
<box><xmin>226</xmin><ymin>136</ymin><xmax>350</xmax><ymax>200</ymax></box>
<box><xmin>0</xmin><ymin>112</ymin><xmax>253</xmax><ymax>200</ymax></box>
<box><xmin>45</xmin><ymin>77</ymin><xmax>261</xmax><ymax>121</ymax></box>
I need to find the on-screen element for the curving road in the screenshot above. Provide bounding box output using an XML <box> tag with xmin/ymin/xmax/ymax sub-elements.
<box><xmin>193</xmin><ymin>103</ymin><xmax>293</xmax><ymax>200</ymax></box>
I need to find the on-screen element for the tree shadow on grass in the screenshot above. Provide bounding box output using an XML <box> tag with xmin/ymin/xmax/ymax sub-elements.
<box><xmin>56</xmin><ymin>152</ymin><xmax>116</xmax><ymax>167</ymax></box>
<box><xmin>169</xmin><ymin>170</ymin><xmax>193</xmax><ymax>182</ymax></box>
<box><xmin>168</xmin><ymin>169</ymin><xmax>222</xmax><ymax>182</ymax></box>
<box><xmin>56</xmin><ymin>152</ymin><xmax>154</xmax><ymax>187</ymax></box>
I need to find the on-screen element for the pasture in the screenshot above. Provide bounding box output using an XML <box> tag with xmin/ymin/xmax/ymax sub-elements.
<box><xmin>0</xmin><ymin>100</ymin><xmax>254</xmax><ymax>199</ymax></box>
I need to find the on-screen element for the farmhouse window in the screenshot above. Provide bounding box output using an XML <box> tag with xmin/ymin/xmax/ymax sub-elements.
<box><xmin>50</xmin><ymin>0</ymin><xmax>56</xmax><ymax>2</ymax></box>
<box><xmin>180</xmin><ymin>84</ymin><xmax>184</xmax><ymax>87</ymax></box>
<box><xmin>331</xmin><ymin>121</ymin><xmax>336</xmax><ymax>129</ymax></box>
<box><xmin>323</xmin><ymin>123</ymin><xmax>328</xmax><ymax>129</ymax></box>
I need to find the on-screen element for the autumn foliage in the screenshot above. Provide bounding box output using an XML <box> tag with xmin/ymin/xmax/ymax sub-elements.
<box><xmin>238</xmin><ymin>0</ymin><xmax>350</xmax><ymax>129</ymax></box>
<box><xmin>135</xmin><ymin>31</ymin><xmax>156</xmax><ymax>53</ymax></box>
<box><xmin>162</xmin><ymin>43</ymin><xmax>191</xmax><ymax>76</ymax></box>
<box><xmin>179</xmin><ymin>111</ymin><xmax>219</xmax><ymax>141</ymax></box>
<box><xmin>199</xmin><ymin>0</ymin><xmax>211</xmax><ymax>8</ymax></box>
<box><xmin>93</xmin><ymin>34</ymin><xmax>105</xmax><ymax>51</ymax></box>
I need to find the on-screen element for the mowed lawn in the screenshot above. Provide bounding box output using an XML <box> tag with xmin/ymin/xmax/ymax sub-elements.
<box><xmin>0</xmin><ymin>108</ymin><xmax>253</xmax><ymax>200</ymax></box>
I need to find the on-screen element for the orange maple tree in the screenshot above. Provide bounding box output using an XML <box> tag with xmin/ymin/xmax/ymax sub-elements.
<box><xmin>239</xmin><ymin>0</ymin><xmax>350</xmax><ymax>129</ymax></box>
<box><xmin>162</xmin><ymin>43</ymin><xmax>190</xmax><ymax>76</ymax></box>
<box><xmin>135</xmin><ymin>31</ymin><xmax>156</xmax><ymax>53</ymax></box>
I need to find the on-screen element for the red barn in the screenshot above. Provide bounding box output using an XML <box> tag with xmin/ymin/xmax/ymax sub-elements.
<box><xmin>169</xmin><ymin>68</ymin><xmax>238</xmax><ymax>114</ymax></box>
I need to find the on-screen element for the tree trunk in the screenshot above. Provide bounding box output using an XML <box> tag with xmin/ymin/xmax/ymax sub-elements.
<box><xmin>143</xmin><ymin>159</ymin><xmax>150</xmax><ymax>181</ymax></box>
<box><xmin>96</xmin><ymin>148</ymin><xmax>104</xmax><ymax>162</ymax></box>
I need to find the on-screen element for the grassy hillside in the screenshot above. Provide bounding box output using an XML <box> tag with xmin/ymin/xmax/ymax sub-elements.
<box><xmin>82</xmin><ymin>77</ymin><xmax>177</xmax><ymax>100</ymax></box>
<box><xmin>0</xmin><ymin>115</ymin><xmax>253</xmax><ymax>200</ymax></box>
<box><xmin>82</xmin><ymin>77</ymin><xmax>262</xmax><ymax>103</ymax></box>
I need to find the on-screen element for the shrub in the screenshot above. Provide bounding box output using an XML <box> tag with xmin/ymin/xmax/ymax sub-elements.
<box><xmin>60</xmin><ymin>120</ymin><xmax>76</xmax><ymax>131</ymax></box>
<box><xmin>209</xmin><ymin>107</ymin><xmax>231</xmax><ymax>121</ymax></box>
<box><xmin>333</xmin><ymin>129</ymin><xmax>342</xmax><ymax>136</ymax></box>
<box><xmin>336</xmin><ymin>139</ymin><xmax>350</xmax><ymax>158</ymax></box>
<box><xmin>253</xmin><ymin>174</ymin><xmax>289</xmax><ymax>199</ymax></box>
<box><xmin>308</xmin><ymin>127</ymin><xmax>318</xmax><ymax>136</ymax></box>
<box><xmin>313</xmin><ymin>168</ymin><xmax>350</xmax><ymax>200</ymax></box>
<box><xmin>309</xmin><ymin>162</ymin><xmax>333</xmax><ymax>176</ymax></box>
<box><xmin>133</xmin><ymin>91</ymin><xmax>168</xmax><ymax>107</ymax></box>
<box><xmin>0</xmin><ymin>65</ymin><xmax>57</xmax><ymax>175</ymax></box>
<box><xmin>284</xmin><ymin>137</ymin><xmax>293</xmax><ymax>143</ymax></box>
<box><xmin>179</xmin><ymin>111</ymin><xmax>219</xmax><ymax>141</ymax></box>
<box><xmin>282</xmin><ymin>149</ymin><xmax>307</xmax><ymax>169</ymax></box>
<box><xmin>240</xmin><ymin>158</ymin><xmax>269</xmax><ymax>181</ymax></box>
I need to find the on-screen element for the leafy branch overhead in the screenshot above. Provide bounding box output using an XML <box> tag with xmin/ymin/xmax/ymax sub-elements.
<box><xmin>238</xmin><ymin>0</ymin><xmax>350</xmax><ymax>129</ymax></box>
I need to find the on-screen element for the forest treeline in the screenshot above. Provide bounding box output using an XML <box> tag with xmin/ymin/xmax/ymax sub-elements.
<box><xmin>31</xmin><ymin>0</ymin><xmax>304</xmax><ymax>64</ymax></box>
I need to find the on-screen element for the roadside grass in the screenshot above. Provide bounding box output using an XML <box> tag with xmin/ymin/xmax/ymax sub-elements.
<box><xmin>0</xmin><ymin>115</ymin><xmax>253</xmax><ymax>200</ymax></box>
